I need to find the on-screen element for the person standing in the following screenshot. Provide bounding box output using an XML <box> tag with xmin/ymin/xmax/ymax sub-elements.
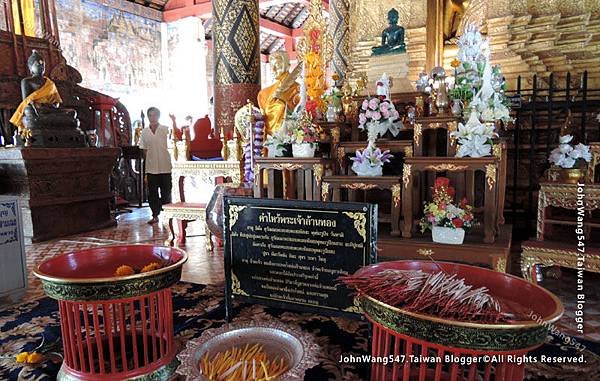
<box><xmin>139</xmin><ymin>107</ymin><xmax>172</xmax><ymax>224</ymax></box>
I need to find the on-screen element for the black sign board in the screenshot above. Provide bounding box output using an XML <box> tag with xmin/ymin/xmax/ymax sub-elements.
<box><xmin>223</xmin><ymin>197</ymin><xmax>377</xmax><ymax>320</ymax></box>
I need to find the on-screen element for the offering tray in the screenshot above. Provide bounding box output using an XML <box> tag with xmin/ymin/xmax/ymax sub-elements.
<box><xmin>177</xmin><ymin>319</ymin><xmax>320</xmax><ymax>380</ymax></box>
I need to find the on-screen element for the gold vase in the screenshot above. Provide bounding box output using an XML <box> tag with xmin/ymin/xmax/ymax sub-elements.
<box><xmin>559</xmin><ymin>168</ymin><xmax>586</xmax><ymax>184</ymax></box>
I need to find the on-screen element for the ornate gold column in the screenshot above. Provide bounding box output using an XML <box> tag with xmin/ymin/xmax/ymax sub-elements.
<box><xmin>212</xmin><ymin>0</ymin><xmax>261</xmax><ymax>137</ymax></box>
<box><xmin>426</xmin><ymin>0</ymin><xmax>444</xmax><ymax>72</ymax></box>
<box><xmin>329</xmin><ymin>0</ymin><xmax>350</xmax><ymax>79</ymax></box>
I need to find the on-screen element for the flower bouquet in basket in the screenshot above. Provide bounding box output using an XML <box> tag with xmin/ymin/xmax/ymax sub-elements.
<box><xmin>419</xmin><ymin>177</ymin><xmax>474</xmax><ymax>245</ymax></box>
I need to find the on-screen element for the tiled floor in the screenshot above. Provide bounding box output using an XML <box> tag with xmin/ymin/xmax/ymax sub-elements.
<box><xmin>17</xmin><ymin>206</ymin><xmax>600</xmax><ymax>344</ymax></box>
<box><xmin>21</xmin><ymin>207</ymin><xmax>224</xmax><ymax>303</ymax></box>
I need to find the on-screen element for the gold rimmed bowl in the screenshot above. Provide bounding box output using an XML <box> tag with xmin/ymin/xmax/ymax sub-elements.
<box><xmin>176</xmin><ymin>319</ymin><xmax>320</xmax><ymax>381</ymax></box>
<box><xmin>33</xmin><ymin>244</ymin><xmax>187</xmax><ymax>301</ymax></box>
<box><xmin>355</xmin><ymin>260</ymin><xmax>564</xmax><ymax>351</ymax></box>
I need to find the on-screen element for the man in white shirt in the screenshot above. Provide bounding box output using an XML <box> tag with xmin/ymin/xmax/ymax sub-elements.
<box><xmin>139</xmin><ymin>107</ymin><xmax>172</xmax><ymax>224</ymax></box>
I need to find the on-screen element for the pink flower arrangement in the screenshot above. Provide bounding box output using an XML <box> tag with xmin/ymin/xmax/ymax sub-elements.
<box><xmin>358</xmin><ymin>96</ymin><xmax>400</xmax><ymax>130</ymax></box>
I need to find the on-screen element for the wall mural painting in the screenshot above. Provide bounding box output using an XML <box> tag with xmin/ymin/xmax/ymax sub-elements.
<box><xmin>55</xmin><ymin>0</ymin><xmax>162</xmax><ymax>104</ymax></box>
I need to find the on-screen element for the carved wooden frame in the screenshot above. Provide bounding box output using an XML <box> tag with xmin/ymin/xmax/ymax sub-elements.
<box><xmin>402</xmin><ymin>157</ymin><xmax>500</xmax><ymax>244</ymax></box>
<box><xmin>521</xmin><ymin>245</ymin><xmax>600</xmax><ymax>283</ymax></box>
<box><xmin>322</xmin><ymin>175</ymin><xmax>402</xmax><ymax>237</ymax></box>
<box><xmin>536</xmin><ymin>182</ymin><xmax>600</xmax><ymax>240</ymax></box>
<box><xmin>253</xmin><ymin>157</ymin><xmax>334</xmax><ymax>201</ymax></box>
<box><xmin>413</xmin><ymin>116</ymin><xmax>459</xmax><ymax>157</ymax></box>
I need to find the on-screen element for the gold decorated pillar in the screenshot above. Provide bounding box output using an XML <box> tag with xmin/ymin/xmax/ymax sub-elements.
<box><xmin>212</xmin><ymin>0</ymin><xmax>261</xmax><ymax>138</ymax></box>
<box><xmin>329</xmin><ymin>0</ymin><xmax>350</xmax><ymax>79</ymax></box>
<box><xmin>426</xmin><ymin>0</ymin><xmax>444</xmax><ymax>72</ymax></box>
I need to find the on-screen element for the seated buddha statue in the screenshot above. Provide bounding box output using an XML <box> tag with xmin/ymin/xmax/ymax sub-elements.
<box><xmin>257</xmin><ymin>51</ymin><xmax>301</xmax><ymax>136</ymax></box>
<box><xmin>10</xmin><ymin>50</ymin><xmax>79</xmax><ymax>138</ymax></box>
<box><xmin>371</xmin><ymin>8</ymin><xmax>407</xmax><ymax>56</ymax></box>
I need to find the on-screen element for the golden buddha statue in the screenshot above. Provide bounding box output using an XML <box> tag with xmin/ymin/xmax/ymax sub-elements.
<box><xmin>257</xmin><ymin>51</ymin><xmax>301</xmax><ymax>136</ymax></box>
<box><xmin>444</xmin><ymin>0</ymin><xmax>469</xmax><ymax>42</ymax></box>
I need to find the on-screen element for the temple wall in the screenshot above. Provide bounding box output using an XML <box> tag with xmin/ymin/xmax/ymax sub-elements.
<box><xmin>349</xmin><ymin>0</ymin><xmax>600</xmax><ymax>90</ymax></box>
<box><xmin>55</xmin><ymin>0</ymin><xmax>164</xmax><ymax>116</ymax></box>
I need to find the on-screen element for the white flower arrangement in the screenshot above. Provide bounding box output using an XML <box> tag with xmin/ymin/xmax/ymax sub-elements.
<box><xmin>449</xmin><ymin>24</ymin><xmax>512</xmax><ymax>124</ymax></box>
<box><xmin>451</xmin><ymin>111</ymin><xmax>497</xmax><ymax>158</ymax></box>
<box><xmin>548</xmin><ymin>135</ymin><xmax>592</xmax><ymax>169</ymax></box>
<box><xmin>263</xmin><ymin>118</ymin><xmax>294</xmax><ymax>157</ymax></box>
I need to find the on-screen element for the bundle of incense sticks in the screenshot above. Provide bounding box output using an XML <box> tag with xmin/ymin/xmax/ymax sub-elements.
<box><xmin>339</xmin><ymin>269</ymin><xmax>508</xmax><ymax>323</ymax></box>
<box><xmin>199</xmin><ymin>343</ymin><xmax>288</xmax><ymax>381</ymax></box>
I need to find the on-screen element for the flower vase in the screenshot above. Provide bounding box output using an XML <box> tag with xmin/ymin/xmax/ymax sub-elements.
<box><xmin>282</xmin><ymin>143</ymin><xmax>292</xmax><ymax>157</ymax></box>
<box><xmin>559</xmin><ymin>168</ymin><xmax>586</xmax><ymax>184</ymax></box>
<box><xmin>431</xmin><ymin>226</ymin><xmax>465</xmax><ymax>245</ymax></box>
<box><xmin>292</xmin><ymin>143</ymin><xmax>316</xmax><ymax>158</ymax></box>
<box><xmin>435</xmin><ymin>81</ymin><xmax>449</xmax><ymax>114</ymax></box>
<box><xmin>351</xmin><ymin>161</ymin><xmax>383</xmax><ymax>177</ymax></box>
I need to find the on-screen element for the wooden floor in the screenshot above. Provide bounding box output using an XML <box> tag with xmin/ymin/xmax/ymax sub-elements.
<box><xmin>17</xmin><ymin>205</ymin><xmax>600</xmax><ymax>343</ymax></box>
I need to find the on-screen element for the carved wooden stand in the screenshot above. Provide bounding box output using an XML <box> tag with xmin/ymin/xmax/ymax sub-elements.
<box><xmin>322</xmin><ymin>176</ymin><xmax>402</xmax><ymax>236</ymax></box>
<box><xmin>253</xmin><ymin>157</ymin><xmax>333</xmax><ymax>200</ymax></box>
<box><xmin>521</xmin><ymin>182</ymin><xmax>600</xmax><ymax>282</ymax></box>
<box><xmin>0</xmin><ymin>148</ymin><xmax>120</xmax><ymax>243</ymax></box>
<box><xmin>402</xmin><ymin>157</ymin><xmax>500</xmax><ymax>244</ymax></box>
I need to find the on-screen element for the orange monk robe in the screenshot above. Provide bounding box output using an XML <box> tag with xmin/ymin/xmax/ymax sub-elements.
<box><xmin>257</xmin><ymin>72</ymin><xmax>300</xmax><ymax>136</ymax></box>
<box><xmin>10</xmin><ymin>77</ymin><xmax>63</xmax><ymax>131</ymax></box>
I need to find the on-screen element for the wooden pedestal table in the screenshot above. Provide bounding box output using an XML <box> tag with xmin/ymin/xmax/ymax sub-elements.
<box><xmin>321</xmin><ymin>175</ymin><xmax>402</xmax><ymax>236</ymax></box>
<box><xmin>521</xmin><ymin>240</ymin><xmax>600</xmax><ymax>283</ymax></box>
<box><xmin>379</xmin><ymin>224</ymin><xmax>512</xmax><ymax>273</ymax></box>
<box><xmin>163</xmin><ymin>161</ymin><xmax>242</xmax><ymax>250</ymax></box>
<box><xmin>402</xmin><ymin>157</ymin><xmax>500</xmax><ymax>244</ymax></box>
<box><xmin>536</xmin><ymin>182</ymin><xmax>600</xmax><ymax>240</ymax></box>
<box><xmin>0</xmin><ymin>147</ymin><xmax>120</xmax><ymax>243</ymax></box>
<box><xmin>413</xmin><ymin>115</ymin><xmax>459</xmax><ymax>157</ymax></box>
<box><xmin>253</xmin><ymin>157</ymin><xmax>333</xmax><ymax>200</ymax></box>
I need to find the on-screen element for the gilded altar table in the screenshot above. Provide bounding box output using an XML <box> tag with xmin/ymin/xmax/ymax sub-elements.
<box><xmin>536</xmin><ymin>182</ymin><xmax>600</xmax><ymax>240</ymax></box>
<box><xmin>521</xmin><ymin>240</ymin><xmax>600</xmax><ymax>283</ymax></box>
<box><xmin>162</xmin><ymin>160</ymin><xmax>242</xmax><ymax>248</ymax></box>
<box><xmin>520</xmin><ymin>182</ymin><xmax>600</xmax><ymax>283</ymax></box>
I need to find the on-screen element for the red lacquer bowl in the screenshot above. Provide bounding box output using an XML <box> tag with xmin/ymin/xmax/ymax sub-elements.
<box><xmin>33</xmin><ymin>245</ymin><xmax>187</xmax><ymax>301</ymax></box>
<box><xmin>354</xmin><ymin>261</ymin><xmax>564</xmax><ymax>351</ymax></box>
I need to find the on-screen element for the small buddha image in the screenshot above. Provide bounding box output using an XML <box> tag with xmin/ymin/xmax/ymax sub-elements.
<box><xmin>371</xmin><ymin>8</ymin><xmax>406</xmax><ymax>56</ymax></box>
<box><xmin>257</xmin><ymin>51</ymin><xmax>301</xmax><ymax>136</ymax></box>
<box><xmin>10</xmin><ymin>50</ymin><xmax>79</xmax><ymax>133</ymax></box>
